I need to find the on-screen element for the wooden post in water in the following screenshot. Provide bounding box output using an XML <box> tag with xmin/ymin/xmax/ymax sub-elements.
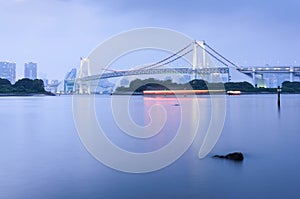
<box><xmin>277</xmin><ymin>86</ymin><xmax>281</xmax><ymax>107</ymax></box>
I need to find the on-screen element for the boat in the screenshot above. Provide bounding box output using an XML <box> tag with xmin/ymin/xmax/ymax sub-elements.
<box><xmin>227</xmin><ymin>90</ymin><xmax>241</xmax><ymax>95</ymax></box>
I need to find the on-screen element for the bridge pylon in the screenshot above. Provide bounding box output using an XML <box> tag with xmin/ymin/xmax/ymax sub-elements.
<box><xmin>192</xmin><ymin>41</ymin><xmax>207</xmax><ymax>79</ymax></box>
<box><xmin>78</xmin><ymin>57</ymin><xmax>91</xmax><ymax>79</ymax></box>
<box><xmin>77</xmin><ymin>57</ymin><xmax>92</xmax><ymax>94</ymax></box>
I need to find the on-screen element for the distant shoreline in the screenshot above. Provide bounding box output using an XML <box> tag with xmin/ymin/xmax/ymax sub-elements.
<box><xmin>0</xmin><ymin>93</ymin><xmax>55</xmax><ymax>97</ymax></box>
<box><xmin>112</xmin><ymin>91</ymin><xmax>300</xmax><ymax>95</ymax></box>
<box><xmin>115</xmin><ymin>79</ymin><xmax>300</xmax><ymax>95</ymax></box>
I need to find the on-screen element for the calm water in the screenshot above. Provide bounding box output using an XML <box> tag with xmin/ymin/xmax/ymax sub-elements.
<box><xmin>0</xmin><ymin>94</ymin><xmax>300</xmax><ymax>199</ymax></box>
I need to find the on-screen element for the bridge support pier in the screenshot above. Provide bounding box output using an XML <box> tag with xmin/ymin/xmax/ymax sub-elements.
<box><xmin>290</xmin><ymin>73</ymin><xmax>294</xmax><ymax>82</ymax></box>
<box><xmin>252</xmin><ymin>68</ymin><xmax>256</xmax><ymax>86</ymax></box>
<box><xmin>79</xmin><ymin>85</ymin><xmax>83</xmax><ymax>94</ymax></box>
<box><xmin>227</xmin><ymin>69</ymin><xmax>231</xmax><ymax>82</ymax></box>
<box><xmin>77</xmin><ymin>81</ymin><xmax>91</xmax><ymax>94</ymax></box>
<box><xmin>290</xmin><ymin>67</ymin><xmax>294</xmax><ymax>82</ymax></box>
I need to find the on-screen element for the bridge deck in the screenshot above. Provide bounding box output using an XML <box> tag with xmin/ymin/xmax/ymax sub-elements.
<box><xmin>76</xmin><ymin>66</ymin><xmax>300</xmax><ymax>82</ymax></box>
<box><xmin>77</xmin><ymin>67</ymin><xmax>229</xmax><ymax>82</ymax></box>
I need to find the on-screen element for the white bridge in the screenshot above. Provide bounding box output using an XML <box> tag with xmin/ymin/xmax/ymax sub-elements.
<box><xmin>74</xmin><ymin>41</ymin><xmax>299</xmax><ymax>94</ymax></box>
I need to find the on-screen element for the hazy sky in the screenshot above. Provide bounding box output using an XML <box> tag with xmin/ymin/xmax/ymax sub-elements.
<box><xmin>0</xmin><ymin>0</ymin><xmax>299</xmax><ymax>80</ymax></box>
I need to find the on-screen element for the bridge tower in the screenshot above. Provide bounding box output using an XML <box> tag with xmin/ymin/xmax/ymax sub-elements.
<box><xmin>192</xmin><ymin>41</ymin><xmax>198</xmax><ymax>71</ymax></box>
<box><xmin>78</xmin><ymin>57</ymin><xmax>91</xmax><ymax>78</ymax></box>
<box><xmin>77</xmin><ymin>57</ymin><xmax>91</xmax><ymax>94</ymax></box>
<box><xmin>192</xmin><ymin>41</ymin><xmax>206</xmax><ymax>79</ymax></box>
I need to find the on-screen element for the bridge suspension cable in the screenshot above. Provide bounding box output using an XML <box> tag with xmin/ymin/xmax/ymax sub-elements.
<box><xmin>149</xmin><ymin>49</ymin><xmax>193</xmax><ymax>69</ymax></box>
<box><xmin>195</xmin><ymin>42</ymin><xmax>229</xmax><ymax>67</ymax></box>
<box><xmin>136</xmin><ymin>40</ymin><xmax>239</xmax><ymax>71</ymax></box>
<box><xmin>202</xmin><ymin>42</ymin><xmax>240</xmax><ymax>69</ymax></box>
<box><xmin>135</xmin><ymin>42</ymin><xmax>193</xmax><ymax>70</ymax></box>
<box><xmin>97</xmin><ymin>40</ymin><xmax>238</xmax><ymax>74</ymax></box>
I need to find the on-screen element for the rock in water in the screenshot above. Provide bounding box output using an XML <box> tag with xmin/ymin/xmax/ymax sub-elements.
<box><xmin>214</xmin><ymin>152</ymin><xmax>244</xmax><ymax>161</ymax></box>
<box><xmin>225</xmin><ymin>152</ymin><xmax>244</xmax><ymax>161</ymax></box>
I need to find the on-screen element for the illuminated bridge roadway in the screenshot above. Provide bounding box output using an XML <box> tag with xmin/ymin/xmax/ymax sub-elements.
<box><xmin>77</xmin><ymin>67</ymin><xmax>229</xmax><ymax>82</ymax></box>
<box><xmin>76</xmin><ymin>66</ymin><xmax>300</xmax><ymax>82</ymax></box>
<box><xmin>237</xmin><ymin>66</ymin><xmax>300</xmax><ymax>82</ymax></box>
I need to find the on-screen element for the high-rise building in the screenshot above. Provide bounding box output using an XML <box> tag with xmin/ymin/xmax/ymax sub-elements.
<box><xmin>0</xmin><ymin>61</ymin><xmax>16</xmax><ymax>83</ymax></box>
<box><xmin>24</xmin><ymin>62</ymin><xmax>37</xmax><ymax>79</ymax></box>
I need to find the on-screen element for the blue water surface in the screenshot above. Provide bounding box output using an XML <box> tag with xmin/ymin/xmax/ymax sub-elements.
<box><xmin>0</xmin><ymin>94</ymin><xmax>299</xmax><ymax>199</ymax></box>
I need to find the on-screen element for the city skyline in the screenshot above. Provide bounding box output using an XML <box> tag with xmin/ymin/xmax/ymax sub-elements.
<box><xmin>0</xmin><ymin>60</ymin><xmax>39</xmax><ymax>80</ymax></box>
<box><xmin>24</xmin><ymin>61</ymin><xmax>37</xmax><ymax>80</ymax></box>
<box><xmin>0</xmin><ymin>0</ymin><xmax>299</xmax><ymax>80</ymax></box>
<box><xmin>0</xmin><ymin>61</ymin><xmax>16</xmax><ymax>83</ymax></box>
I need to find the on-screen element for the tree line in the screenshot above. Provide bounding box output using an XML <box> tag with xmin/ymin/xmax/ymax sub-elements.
<box><xmin>115</xmin><ymin>78</ymin><xmax>300</xmax><ymax>93</ymax></box>
<box><xmin>0</xmin><ymin>78</ymin><xmax>47</xmax><ymax>94</ymax></box>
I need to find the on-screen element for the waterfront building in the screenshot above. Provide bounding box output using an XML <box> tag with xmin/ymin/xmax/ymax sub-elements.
<box><xmin>24</xmin><ymin>62</ymin><xmax>37</xmax><ymax>79</ymax></box>
<box><xmin>0</xmin><ymin>61</ymin><xmax>16</xmax><ymax>83</ymax></box>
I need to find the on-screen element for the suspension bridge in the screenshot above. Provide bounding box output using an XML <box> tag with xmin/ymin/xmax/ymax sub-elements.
<box><xmin>73</xmin><ymin>41</ymin><xmax>300</xmax><ymax>94</ymax></box>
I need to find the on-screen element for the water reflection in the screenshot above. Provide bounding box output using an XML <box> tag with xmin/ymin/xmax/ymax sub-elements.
<box><xmin>1</xmin><ymin>95</ymin><xmax>300</xmax><ymax>198</ymax></box>
<box><xmin>277</xmin><ymin>103</ymin><xmax>281</xmax><ymax>118</ymax></box>
<box><xmin>143</xmin><ymin>96</ymin><xmax>180</xmax><ymax>149</ymax></box>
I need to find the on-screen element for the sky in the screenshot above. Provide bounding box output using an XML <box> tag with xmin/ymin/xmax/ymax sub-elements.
<box><xmin>0</xmin><ymin>0</ymin><xmax>299</xmax><ymax>80</ymax></box>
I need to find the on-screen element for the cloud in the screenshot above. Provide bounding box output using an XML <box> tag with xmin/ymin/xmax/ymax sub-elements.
<box><xmin>0</xmin><ymin>0</ymin><xmax>299</xmax><ymax>80</ymax></box>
